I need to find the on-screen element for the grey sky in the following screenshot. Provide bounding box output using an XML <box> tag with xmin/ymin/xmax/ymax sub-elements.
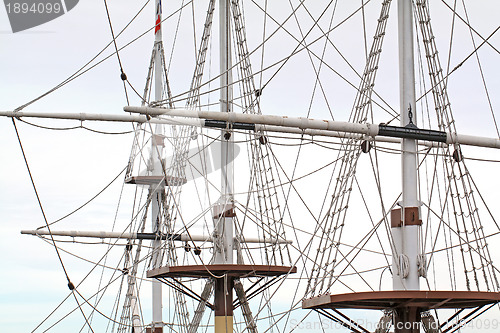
<box><xmin>1</xmin><ymin>1</ymin><xmax>499</xmax><ymax>332</ymax></box>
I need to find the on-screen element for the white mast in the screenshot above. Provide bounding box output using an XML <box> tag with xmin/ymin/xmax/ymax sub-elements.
<box><xmin>393</xmin><ymin>0</ymin><xmax>421</xmax><ymax>291</ymax></box>
<box><xmin>151</xmin><ymin>0</ymin><xmax>164</xmax><ymax>331</ymax></box>
<box><xmin>213</xmin><ymin>0</ymin><xmax>235</xmax><ymax>332</ymax></box>
<box><xmin>214</xmin><ymin>0</ymin><xmax>234</xmax><ymax>266</ymax></box>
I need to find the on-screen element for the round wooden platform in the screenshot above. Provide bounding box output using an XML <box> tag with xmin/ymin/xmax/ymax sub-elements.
<box><xmin>125</xmin><ymin>175</ymin><xmax>187</xmax><ymax>186</ymax></box>
<box><xmin>147</xmin><ymin>264</ymin><xmax>297</xmax><ymax>279</ymax></box>
<box><xmin>302</xmin><ymin>290</ymin><xmax>500</xmax><ymax>310</ymax></box>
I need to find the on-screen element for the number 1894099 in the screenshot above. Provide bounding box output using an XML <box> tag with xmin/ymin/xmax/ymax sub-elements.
<box><xmin>6</xmin><ymin>2</ymin><xmax>62</xmax><ymax>14</ymax></box>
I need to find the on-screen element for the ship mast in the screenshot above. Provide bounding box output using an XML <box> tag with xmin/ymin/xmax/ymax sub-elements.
<box><xmin>391</xmin><ymin>0</ymin><xmax>422</xmax><ymax>330</ymax></box>
<box><xmin>394</xmin><ymin>0</ymin><xmax>420</xmax><ymax>292</ymax></box>
<box><xmin>151</xmin><ymin>0</ymin><xmax>164</xmax><ymax>331</ymax></box>
<box><xmin>213</xmin><ymin>0</ymin><xmax>235</xmax><ymax>331</ymax></box>
<box><xmin>215</xmin><ymin>0</ymin><xmax>234</xmax><ymax>267</ymax></box>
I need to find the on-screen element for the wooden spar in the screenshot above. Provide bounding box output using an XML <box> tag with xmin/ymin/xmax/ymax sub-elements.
<box><xmin>3</xmin><ymin>110</ymin><xmax>500</xmax><ymax>149</ymax></box>
<box><xmin>20</xmin><ymin>229</ymin><xmax>293</xmax><ymax>244</ymax></box>
<box><xmin>0</xmin><ymin>110</ymin><xmax>407</xmax><ymax>145</ymax></box>
<box><xmin>124</xmin><ymin>106</ymin><xmax>500</xmax><ymax>149</ymax></box>
<box><xmin>124</xmin><ymin>105</ymin><xmax>380</xmax><ymax>136</ymax></box>
<box><xmin>0</xmin><ymin>110</ymin><xmax>202</xmax><ymax>125</ymax></box>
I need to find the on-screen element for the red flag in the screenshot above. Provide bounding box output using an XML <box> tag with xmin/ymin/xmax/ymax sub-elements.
<box><xmin>155</xmin><ymin>15</ymin><xmax>161</xmax><ymax>34</ymax></box>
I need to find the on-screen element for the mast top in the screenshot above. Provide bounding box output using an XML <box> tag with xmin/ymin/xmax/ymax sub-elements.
<box><xmin>155</xmin><ymin>0</ymin><xmax>162</xmax><ymax>39</ymax></box>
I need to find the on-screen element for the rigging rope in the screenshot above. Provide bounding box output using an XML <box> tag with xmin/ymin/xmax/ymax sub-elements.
<box><xmin>17</xmin><ymin>118</ymin><xmax>133</xmax><ymax>135</ymax></box>
<box><xmin>459</xmin><ymin>0</ymin><xmax>499</xmax><ymax>138</ymax></box>
<box><xmin>416</xmin><ymin>0</ymin><xmax>499</xmax><ymax>292</ymax></box>
<box><xmin>14</xmin><ymin>0</ymin><xmax>153</xmax><ymax>112</ymax></box>
<box><xmin>306</xmin><ymin>0</ymin><xmax>393</xmax><ymax>297</ymax></box>
<box><xmin>103</xmin><ymin>0</ymin><xmax>130</xmax><ymax>105</ymax></box>
<box><xmin>11</xmin><ymin>118</ymin><xmax>95</xmax><ymax>332</ymax></box>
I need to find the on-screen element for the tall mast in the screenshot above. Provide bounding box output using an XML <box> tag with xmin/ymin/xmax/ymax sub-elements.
<box><xmin>151</xmin><ymin>0</ymin><xmax>164</xmax><ymax>331</ymax></box>
<box><xmin>215</xmin><ymin>0</ymin><xmax>234</xmax><ymax>264</ymax></box>
<box><xmin>393</xmin><ymin>0</ymin><xmax>421</xmax><ymax>292</ymax></box>
<box><xmin>213</xmin><ymin>0</ymin><xmax>235</xmax><ymax>331</ymax></box>
<box><xmin>393</xmin><ymin>0</ymin><xmax>421</xmax><ymax>330</ymax></box>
